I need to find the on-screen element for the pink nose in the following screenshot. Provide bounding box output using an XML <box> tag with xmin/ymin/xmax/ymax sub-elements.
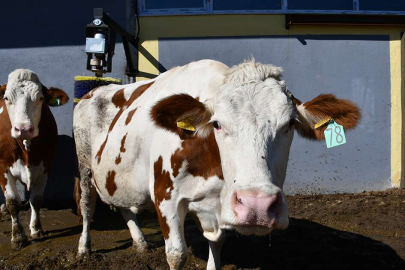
<box><xmin>233</xmin><ymin>190</ymin><xmax>281</xmax><ymax>227</ymax></box>
<box><xmin>14</xmin><ymin>125</ymin><xmax>35</xmax><ymax>139</ymax></box>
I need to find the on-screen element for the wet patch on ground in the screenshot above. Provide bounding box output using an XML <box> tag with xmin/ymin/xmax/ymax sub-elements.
<box><xmin>0</xmin><ymin>189</ymin><xmax>404</xmax><ymax>269</ymax></box>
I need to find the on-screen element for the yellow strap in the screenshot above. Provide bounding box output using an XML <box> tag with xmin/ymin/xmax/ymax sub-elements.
<box><xmin>177</xmin><ymin>121</ymin><xmax>195</xmax><ymax>131</ymax></box>
<box><xmin>314</xmin><ymin>117</ymin><xmax>332</xmax><ymax>129</ymax></box>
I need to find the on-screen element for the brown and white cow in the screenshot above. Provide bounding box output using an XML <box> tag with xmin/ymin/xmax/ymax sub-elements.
<box><xmin>0</xmin><ymin>69</ymin><xmax>68</xmax><ymax>249</ymax></box>
<box><xmin>74</xmin><ymin>60</ymin><xmax>360</xmax><ymax>269</ymax></box>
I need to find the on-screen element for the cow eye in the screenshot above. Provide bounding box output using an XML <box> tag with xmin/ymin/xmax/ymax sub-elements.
<box><xmin>39</xmin><ymin>97</ymin><xmax>44</xmax><ymax>101</ymax></box>
<box><xmin>213</xmin><ymin>121</ymin><xmax>221</xmax><ymax>130</ymax></box>
<box><xmin>4</xmin><ymin>97</ymin><xmax>8</xmax><ymax>101</ymax></box>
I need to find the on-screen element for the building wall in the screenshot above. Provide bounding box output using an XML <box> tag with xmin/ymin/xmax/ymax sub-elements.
<box><xmin>0</xmin><ymin>1</ymin><xmax>128</xmax><ymax>204</ymax></box>
<box><xmin>137</xmin><ymin>15</ymin><xmax>404</xmax><ymax>193</ymax></box>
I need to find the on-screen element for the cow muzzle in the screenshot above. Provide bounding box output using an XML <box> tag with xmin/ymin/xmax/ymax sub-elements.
<box><xmin>231</xmin><ymin>189</ymin><xmax>284</xmax><ymax>231</ymax></box>
<box><xmin>12</xmin><ymin>124</ymin><xmax>36</xmax><ymax>140</ymax></box>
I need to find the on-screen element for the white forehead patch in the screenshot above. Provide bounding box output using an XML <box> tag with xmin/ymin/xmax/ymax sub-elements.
<box><xmin>6</xmin><ymin>69</ymin><xmax>42</xmax><ymax>101</ymax></box>
<box><xmin>215</xmin><ymin>60</ymin><xmax>293</xmax><ymax>130</ymax></box>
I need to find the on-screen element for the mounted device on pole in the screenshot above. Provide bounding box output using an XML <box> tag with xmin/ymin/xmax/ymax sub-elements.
<box><xmin>85</xmin><ymin>8</ymin><xmax>139</xmax><ymax>78</ymax></box>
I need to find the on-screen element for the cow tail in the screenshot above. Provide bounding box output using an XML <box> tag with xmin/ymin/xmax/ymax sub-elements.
<box><xmin>74</xmin><ymin>176</ymin><xmax>83</xmax><ymax>223</ymax></box>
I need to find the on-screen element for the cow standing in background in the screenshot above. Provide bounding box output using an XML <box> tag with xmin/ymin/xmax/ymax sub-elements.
<box><xmin>0</xmin><ymin>69</ymin><xmax>69</xmax><ymax>250</ymax></box>
<box><xmin>74</xmin><ymin>60</ymin><xmax>360</xmax><ymax>269</ymax></box>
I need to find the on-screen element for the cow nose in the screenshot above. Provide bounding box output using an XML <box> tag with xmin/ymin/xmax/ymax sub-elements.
<box><xmin>233</xmin><ymin>190</ymin><xmax>282</xmax><ymax>227</ymax></box>
<box><xmin>14</xmin><ymin>125</ymin><xmax>35</xmax><ymax>139</ymax></box>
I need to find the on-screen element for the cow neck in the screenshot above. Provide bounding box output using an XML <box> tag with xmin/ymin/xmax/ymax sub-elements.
<box><xmin>171</xmin><ymin>131</ymin><xmax>224</xmax><ymax>180</ymax></box>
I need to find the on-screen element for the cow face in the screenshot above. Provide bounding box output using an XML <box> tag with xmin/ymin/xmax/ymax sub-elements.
<box><xmin>0</xmin><ymin>69</ymin><xmax>68</xmax><ymax>140</ymax></box>
<box><xmin>152</xmin><ymin>61</ymin><xmax>360</xmax><ymax>236</ymax></box>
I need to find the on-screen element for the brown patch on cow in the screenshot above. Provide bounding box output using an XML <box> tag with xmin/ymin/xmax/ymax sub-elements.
<box><xmin>154</xmin><ymin>156</ymin><xmax>174</xmax><ymax>240</ymax></box>
<box><xmin>81</xmin><ymin>86</ymin><xmax>104</xmax><ymax>100</ymax></box>
<box><xmin>171</xmin><ymin>148</ymin><xmax>183</xmax><ymax>178</ymax></box>
<box><xmin>125</xmin><ymin>108</ymin><xmax>137</xmax><ymax>125</ymax></box>
<box><xmin>105</xmin><ymin>170</ymin><xmax>117</xmax><ymax>196</ymax></box>
<box><xmin>74</xmin><ymin>176</ymin><xmax>83</xmax><ymax>223</ymax></box>
<box><xmin>120</xmin><ymin>134</ymin><xmax>127</xmax><ymax>153</ymax></box>
<box><xmin>95</xmin><ymin>82</ymin><xmax>154</xmax><ymax>163</ymax></box>
<box><xmin>112</xmin><ymin>89</ymin><xmax>126</xmax><ymax>108</ymax></box>
<box><xmin>0</xmin><ymin>166</ymin><xmax>8</xmax><ymax>193</ymax></box>
<box><xmin>150</xmin><ymin>94</ymin><xmax>212</xmax><ymax>140</ymax></box>
<box><xmin>115</xmin><ymin>154</ymin><xmax>122</xmax><ymax>165</ymax></box>
<box><xmin>170</xmin><ymin>132</ymin><xmax>223</xmax><ymax>180</ymax></box>
<box><xmin>0</xmin><ymin>84</ymin><xmax>6</xmax><ymax>99</ymax></box>
<box><xmin>295</xmin><ymin>94</ymin><xmax>361</xmax><ymax>140</ymax></box>
<box><xmin>95</xmin><ymin>136</ymin><xmax>109</xmax><ymax>164</ymax></box>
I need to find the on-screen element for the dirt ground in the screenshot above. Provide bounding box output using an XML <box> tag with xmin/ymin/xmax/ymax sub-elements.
<box><xmin>0</xmin><ymin>189</ymin><xmax>404</xmax><ymax>270</ymax></box>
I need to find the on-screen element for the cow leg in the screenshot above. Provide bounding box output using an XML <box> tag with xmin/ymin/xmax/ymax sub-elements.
<box><xmin>77</xmin><ymin>168</ymin><xmax>97</xmax><ymax>256</ymax></box>
<box><xmin>207</xmin><ymin>235</ymin><xmax>225</xmax><ymax>270</ymax></box>
<box><xmin>159</xmin><ymin>202</ymin><xmax>188</xmax><ymax>270</ymax></box>
<box><xmin>3</xmin><ymin>174</ymin><xmax>28</xmax><ymax>250</ymax></box>
<box><xmin>191</xmin><ymin>211</ymin><xmax>224</xmax><ymax>270</ymax></box>
<box><xmin>119</xmin><ymin>208</ymin><xmax>148</xmax><ymax>251</ymax></box>
<box><xmin>29</xmin><ymin>174</ymin><xmax>46</xmax><ymax>239</ymax></box>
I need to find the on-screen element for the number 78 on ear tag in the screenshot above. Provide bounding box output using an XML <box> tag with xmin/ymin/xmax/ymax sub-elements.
<box><xmin>323</xmin><ymin>120</ymin><xmax>346</xmax><ymax>148</ymax></box>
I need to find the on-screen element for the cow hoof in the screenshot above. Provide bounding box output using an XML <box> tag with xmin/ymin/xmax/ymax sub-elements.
<box><xmin>133</xmin><ymin>240</ymin><xmax>148</xmax><ymax>252</ymax></box>
<box><xmin>167</xmin><ymin>252</ymin><xmax>188</xmax><ymax>270</ymax></box>
<box><xmin>11</xmin><ymin>238</ymin><xmax>28</xmax><ymax>250</ymax></box>
<box><xmin>0</xmin><ymin>204</ymin><xmax>8</xmax><ymax>215</ymax></box>
<box><xmin>76</xmin><ymin>250</ymin><xmax>91</xmax><ymax>260</ymax></box>
<box><xmin>31</xmin><ymin>230</ymin><xmax>46</xmax><ymax>240</ymax></box>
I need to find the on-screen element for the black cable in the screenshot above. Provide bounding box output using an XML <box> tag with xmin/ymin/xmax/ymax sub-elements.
<box><xmin>134</xmin><ymin>0</ymin><xmax>140</xmax><ymax>40</ymax></box>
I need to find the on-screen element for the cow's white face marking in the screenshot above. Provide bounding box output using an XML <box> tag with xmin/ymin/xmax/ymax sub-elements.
<box><xmin>0</xmin><ymin>106</ymin><xmax>3</xmax><ymax>115</ymax></box>
<box><xmin>211</xmin><ymin>64</ymin><xmax>294</xmax><ymax>234</ymax></box>
<box><xmin>4</xmin><ymin>69</ymin><xmax>44</xmax><ymax>140</ymax></box>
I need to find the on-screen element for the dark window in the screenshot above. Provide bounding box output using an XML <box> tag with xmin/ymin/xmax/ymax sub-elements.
<box><xmin>288</xmin><ymin>0</ymin><xmax>353</xmax><ymax>10</ymax></box>
<box><xmin>145</xmin><ymin>0</ymin><xmax>205</xmax><ymax>10</ymax></box>
<box><xmin>360</xmin><ymin>0</ymin><xmax>405</xmax><ymax>11</ymax></box>
<box><xmin>213</xmin><ymin>0</ymin><xmax>281</xmax><ymax>11</ymax></box>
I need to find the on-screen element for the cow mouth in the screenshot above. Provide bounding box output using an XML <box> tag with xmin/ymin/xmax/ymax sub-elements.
<box><xmin>220</xmin><ymin>223</ymin><xmax>275</xmax><ymax>236</ymax></box>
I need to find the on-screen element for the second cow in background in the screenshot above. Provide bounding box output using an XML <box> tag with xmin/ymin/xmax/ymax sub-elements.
<box><xmin>0</xmin><ymin>69</ymin><xmax>69</xmax><ymax>249</ymax></box>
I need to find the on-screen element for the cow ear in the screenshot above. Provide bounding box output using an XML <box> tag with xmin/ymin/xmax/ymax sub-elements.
<box><xmin>0</xmin><ymin>84</ymin><xmax>6</xmax><ymax>99</ymax></box>
<box><xmin>151</xmin><ymin>94</ymin><xmax>213</xmax><ymax>139</ymax></box>
<box><xmin>42</xmin><ymin>85</ymin><xmax>69</xmax><ymax>106</ymax></box>
<box><xmin>293</xmin><ymin>94</ymin><xmax>361</xmax><ymax>140</ymax></box>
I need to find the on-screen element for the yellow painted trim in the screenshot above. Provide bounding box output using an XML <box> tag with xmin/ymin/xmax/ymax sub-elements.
<box><xmin>390</xmin><ymin>34</ymin><xmax>402</xmax><ymax>188</ymax></box>
<box><xmin>137</xmin><ymin>14</ymin><xmax>404</xmax><ymax>188</ymax></box>
<box><xmin>74</xmin><ymin>76</ymin><xmax>122</xmax><ymax>83</ymax></box>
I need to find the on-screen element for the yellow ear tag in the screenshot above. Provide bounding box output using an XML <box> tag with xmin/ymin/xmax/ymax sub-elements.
<box><xmin>177</xmin><ymin>121</ymin><xmax>196</xmax><ymax>131</ymax></box>
<box><xmin>314</xmin><ymin>117</ymin><xmax>332</xmax><ymax>129</ymax></box>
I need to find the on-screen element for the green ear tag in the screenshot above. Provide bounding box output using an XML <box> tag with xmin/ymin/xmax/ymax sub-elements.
<box><xmin>324</xmin><ymin>120</ymin><xmax>346</xmax><ymax>148</ymax></box>
<box><xmin>49</xmin><ymin>97</ymin><xmax>60</xmax><ymax>106</ymax></box>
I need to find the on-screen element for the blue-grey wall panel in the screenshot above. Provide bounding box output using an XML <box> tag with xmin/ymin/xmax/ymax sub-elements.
<box><xmin>159</xmin><ymin>35</ymin><xmax>391</xmax><ymax>194</ymax></box>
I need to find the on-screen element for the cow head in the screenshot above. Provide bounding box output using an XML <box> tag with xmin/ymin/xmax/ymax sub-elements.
<box><xmin>0</xmin><ymin>69</ymin><xmax>68</xmax><ymax>140</ymax></box>
<box><xmin>152</xmin><ymin>61</ymin><xmax>360</xmax><ymax>236</ymax></box>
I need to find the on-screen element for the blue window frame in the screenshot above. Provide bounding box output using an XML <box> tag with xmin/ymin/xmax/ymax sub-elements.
<box><xmin>288</xmin><ymin>0</ymin><xmax>353</xmax><ymax>11</ymax></box>
<box><xmin>139</xmin><ymin>0</ymin><xmax>405</xmax><ymax>16</ymax></box>
<box><xmin>213</xmin><ymin>0</ymin><xmax>281</xmax><ymax>11</ymax></box>
<box><xmin>145</xmin><ymin>0</ymin><xmax>205</xmax><ymax>10</ymax></box>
